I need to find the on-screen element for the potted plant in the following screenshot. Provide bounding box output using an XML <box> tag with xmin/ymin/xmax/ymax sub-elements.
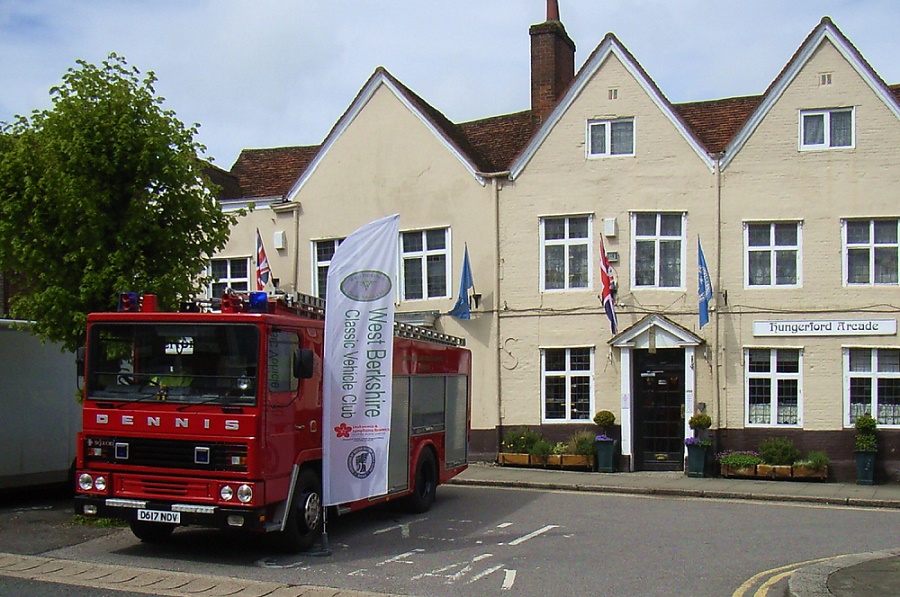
<box><xmin>684</xmin><ymin>437</ymin><xmax>712</xmax><ymax>477</ymax></box>
<box><xmin>854</xmin><ymin>413</ymin><xmax>877</xmax><ymax>485</ymax></box>
<box><xmin>717</xmin><ymin>450</ymin><xmax>763</xmax><ymax>477</ymax></box>
<box><xmin>792</xmin><ymin>450</ymin><xmax>829</xmax><ymax>480</ymax></box>
<box><xmin>499</xmin><ymin>426</ymin><xmax>541</xmax><ymax>466</ymax></box>
<box><xmin>562</xmin><ymin>430</ymin><xmax>597</xmax><ymax>469</ymax></box>
<box><xmin>688</xmin><ymin>412</ymin><xmax>712</xmax><ymax>436</ymax></box>
<box><xmin>529</xmin><ymin>438</ymin><xmax>554</xmax><ymax>467</ymax></box>
<box><xmin>593</xmin><ymin>410</ymin><xmax>617</xmax><ymax>473</ymax></box>
<box><xmin>757</xmin><ymin>436</ymin><xmax>800</xmax><ymax>479</ymax></box>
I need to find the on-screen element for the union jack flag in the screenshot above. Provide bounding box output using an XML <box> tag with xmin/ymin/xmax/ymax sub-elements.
<box><xmin>599</xmin><ymin>237</ymin><xmax>618</xmax><ymax>335</ymax></box>
<box><xmin>256</xmin><ymin>229</ymin><xmax>271</xmax><ymax>291</ymax></box>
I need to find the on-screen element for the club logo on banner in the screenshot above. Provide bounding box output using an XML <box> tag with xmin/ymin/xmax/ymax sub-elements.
<box><xmin>323</xmin><ymin>214</ymin><xmax>399</xmax><ymax>507</ymax></box>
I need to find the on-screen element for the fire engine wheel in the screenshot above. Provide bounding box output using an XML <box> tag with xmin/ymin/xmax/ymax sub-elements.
<box><xmin>129</xmin><ymin>520</ymin><xmax>175</xmax><ymax>543</ymax></box>
<box><xmin>279</xmin><ymin>468</ymin><xmax>323</xmax><ymax>552</ymax></box>
<box><xmin>404</xmin><ymin>449</ymin><xmax>437</xmax><ymax>514</ymax></box>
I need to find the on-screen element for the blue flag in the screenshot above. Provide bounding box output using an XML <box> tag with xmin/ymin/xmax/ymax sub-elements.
<box><xmin>448</xmin><ymin>245</ymin><xmax>474</xmax><ymax>320</ymax></box>
<box><xmin>698</xmin><ymin>237</ymin><xmax>713</xmax><ymax>328</ymax></box>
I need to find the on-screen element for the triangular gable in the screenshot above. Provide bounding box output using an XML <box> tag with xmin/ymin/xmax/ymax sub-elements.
<box><xmin>286</xmin><ymin>68</ymin><xmax>486</xmax><ymax>200</ymax></box>
<box><xmin>510</xmin><ymin>33</ymin><xmax>716</xmax><ymax>179</ymax></box>
<box><xmin>721</xmin><ymin>17</ymin><xmax>900</xmax><ymax>170</ymax></box>
<box><xmin>610</xmin><ymin>314</ymin><xmax>703</xmax><ymax>348</ymax></box>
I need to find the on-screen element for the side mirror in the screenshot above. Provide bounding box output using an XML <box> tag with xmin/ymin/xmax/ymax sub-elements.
<box><xmin>293</xmin><ymin>348</ymin><xmax>314</xmax><ymax>379</ymax></box>
<box><xmin>76</xmin><ymin>346</ymin><xmax>86</xmax><ymax>390</ymax></box>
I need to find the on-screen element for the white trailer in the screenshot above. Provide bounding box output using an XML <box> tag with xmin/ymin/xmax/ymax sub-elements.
<box><xmin>0</xmin><ymin>320</ymin><xmax>81</xmax><ymax>490</ymax></box>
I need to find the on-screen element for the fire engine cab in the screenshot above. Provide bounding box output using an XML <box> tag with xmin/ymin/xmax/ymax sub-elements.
<box><xmin>74</xmin><ymin>291</ymin><xmax>471</xmax><ymax>551</ymax></box>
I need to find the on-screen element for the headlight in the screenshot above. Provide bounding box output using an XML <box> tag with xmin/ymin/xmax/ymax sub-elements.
<box><xmin>220</xmin><ymin>485</ymin><xmax>234</xmax><ymax>501</ymax></box>
<box><xmin>237</xmin><ymin>484</ymin><xmax>253</xmax><ymax>503</ymax></box>
<box><xmin>94</xmin><ymin>476</ymin><xmax>107</xmax><ymax>491</ymax></box>
<box><xmin>78</xmin><ymin>473</ymin><xmax>93</xmax><ymax>491</ymax></box>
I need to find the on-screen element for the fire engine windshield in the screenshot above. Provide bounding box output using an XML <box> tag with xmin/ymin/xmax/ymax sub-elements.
<box><xmin>87</xmin><ymin>323</ymin><xmax>260</xmax><ymax>406</ymax></box>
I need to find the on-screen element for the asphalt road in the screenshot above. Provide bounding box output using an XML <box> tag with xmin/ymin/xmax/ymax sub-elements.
<box><xmin>2</xmin><ymin>484</ymin><xmax>899</xmax><ymax>596</ymax></box>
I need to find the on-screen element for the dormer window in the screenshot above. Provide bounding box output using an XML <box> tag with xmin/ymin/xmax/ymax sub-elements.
<box><xmin>588</xmin><ymin>118</ymin><xmax>634</xmax><ymax>157</ymax></box>
<box><xmin>800</xmin><ymin>108</ymin><xmax>853</xmax><ymax>150</ymax></box>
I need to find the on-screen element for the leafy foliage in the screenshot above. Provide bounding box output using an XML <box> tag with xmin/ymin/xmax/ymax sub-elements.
<box><xmin>567</xmin><ymin>430</ymin><xmax>597</xmax><ymax>456</ymax></box>
<box><xmin>854</xmin><ymin>413</ymin><xmax>878</xmax><ymax>452</ymax></box>
<box><xmin>528</xmin><ymin>438</ymin><xmax>554</xmax><ymax>460</ymax></box>
<box><xmin>794</xmin><ymin>450</ymin><xmax>830</xmax><ymax>471</ymax></box>
<box><xmin>688</xmin><ymin>413</ymin><xmax>712</xmax><ymax>430</ymax></box>
<box><xmin>501</xmin><ymin>427</ymin><xmax>541</xmax><ymax>454</ymax></box>
<box><xmin>716</xmin><ymin>450</ymin><xmax>763</xmax><ymax>467</ymax></box>
<box><xmin>758</xmin><ymin>436</ymin><xmax>801</xmax><ymax>465</ymax></box>
<box><xmin>593</xmin><ymin>410</ymin><xmax>616</xmax><ymax>430</ymax></box>
<box><xmin>854</xmin><ymin>413</ymin><xmax>877</xmax><ymax>434</ymax></box>
<box><xmin>0</xmin><ymin>54</ymin><xmax>235</xmax><ymax>350</ymax></box>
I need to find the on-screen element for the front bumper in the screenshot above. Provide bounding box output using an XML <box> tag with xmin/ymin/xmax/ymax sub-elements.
<box><xmin>75</xmin><ymin>495</ymin><xmax>268</xmax><ymax>531</ymax></box>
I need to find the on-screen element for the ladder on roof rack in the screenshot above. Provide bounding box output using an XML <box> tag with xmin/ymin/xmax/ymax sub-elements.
<box><xmin>283</xmin><ymin>292</ymin><xmax>465</xmax><ymax>347</ymax></box>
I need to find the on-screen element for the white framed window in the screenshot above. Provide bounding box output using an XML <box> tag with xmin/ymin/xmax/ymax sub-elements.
<box><xmin>313</xmin><ymin>238</ymin><xmax>343</xmax><ymax>298</ymax></box>
<box><xmin>402</xmin><ymin>228</ymin><xmax>449</xmax><ymax>301</ymax></box>
<box><xmin>845</xmin><ymin>347</ymin><xmax>900</xmax><ymax>427</ymax></box>
<box><xmin>540</xmin><ymin>215</ymin><xmax>591</xmax><ymax>291</ymax></box>
<box><xmin>587</xmin><ymin>118</ymin><xmax>634</xmax><ymax>157</ymax></box>
<box><xmin>632</xmin><ymin>212</ymin><xmax>684</xmax><ymax>288</ymax></box>
<box><xmin>208</xmin><ymin>257</ymin><xmax>249</xmax><ymax>298</ymax></box>
<box><xmin>800</xmin><ymin>108</ymin><xmax>853</xmax><ymax>150</ymax></box>
<box><xmin>542</xmin><ymin>347</ymin><xmax>594</xmax><ymax>422</ymax></box>
<box><xmin>745</xmin><ymin>348</ymin><xmax>802</xmax><ymax>427</ymax></box>
<box><xmin>744</xmin><ymin>222</ymin><xmax>801</xmax><ymax>287</ymax></box>
<box><xmin>843</xmin><ymin>219</ymin><xmax>899</xmax><ymax>285</ymax></box>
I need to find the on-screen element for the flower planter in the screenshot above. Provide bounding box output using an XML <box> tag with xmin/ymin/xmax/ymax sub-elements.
<box><xmin>560</xmin><ymin>454</ymin><xmax>595</xmax><ymax>470</ymax></box>
<box><xmin>686</xmin><ymin>444</ymin><xmax>708</xmax><ymax>478</ymax></box>
<box><xmin>720</xmin><ymin>464</ymin><xmax>757</xmax><ymax>478</ymax></box>
<box><xmin>757</xmin><ymin>464</ymin><xmax>792</xmax><ymax>479</ymax></box>
<box><xmin>498</xmin><ymin>453</ymin><xmax>531</xmax><ymax>466</ymax></box>
<box><xmin>855</xmin><ymin>451</ymin><xmax>876</xmax><ymax>485</ymax></box>
<box><xmin>791</xmin><ymin>465</ymin><xmax>828</xmax><ymax>480</ymax></box>
<box><xmin>595</xmin><ymin>440</ymin><xmax>618</xmax><ymax>473</ymax></box>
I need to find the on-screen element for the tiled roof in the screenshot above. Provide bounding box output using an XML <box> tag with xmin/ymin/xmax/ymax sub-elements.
<box><xmin>458</xmin><ymin>110</ymin><xmax>536</xmax><ymax>172</ymax></box>
<box><xmin>226</xmin><ymin>145</ymin><xmax>319</xmax><ymax>200</ymax></box>
<box><xmin>673</xmin><ymin>95</ymin><xmax>763</xmax><ymax>155</ymax></box>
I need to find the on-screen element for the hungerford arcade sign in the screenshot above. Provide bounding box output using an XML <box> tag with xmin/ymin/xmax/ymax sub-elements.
<box><xmin>753</xmin><ymin>319</ymin><xmax>897</xmax><ymax>337</ymax></box>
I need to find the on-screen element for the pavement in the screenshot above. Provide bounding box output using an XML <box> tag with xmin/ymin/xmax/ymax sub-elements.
<box><xmin>451</xmin><ymin>462</ymin><xmax>900</xmax><ymax>597</ymax></box>
<box><xmin>0</xmin><ymin>462</ymin><xmax>898</xmax><ymax>596</ymax></box>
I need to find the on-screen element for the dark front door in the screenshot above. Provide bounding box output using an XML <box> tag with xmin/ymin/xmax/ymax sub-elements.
<box><xmin>633</xmin><ymin>348</ymin><xmax>685</xmax><ymax>471</ymax></box>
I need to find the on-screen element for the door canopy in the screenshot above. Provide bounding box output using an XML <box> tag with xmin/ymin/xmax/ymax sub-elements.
<box><xmin>610</xmin><ymin>314</ymin><xmax>703</xmax><ymax>350</ymax></box>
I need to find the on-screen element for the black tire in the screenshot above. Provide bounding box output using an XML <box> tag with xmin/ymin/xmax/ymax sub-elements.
<box><xmin>404</xmin><ymin>448</ymin><xmax>437</xmax><ymax>514</ymax></box>
<box><xmin>129</xmin><ymin>520</ymin><xmax>175</xmax><ymax>543</ymax></box>
<box><xmin>278</xmin><ymin>468</ymin><xmax>323</xmax><ymax>552</ymax></box>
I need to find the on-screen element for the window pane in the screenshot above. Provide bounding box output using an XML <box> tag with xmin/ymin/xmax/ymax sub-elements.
<box><xmin>568</xmin><ymin>217</ymin><xmax>589</xmax><ymax>239</ymax></box>
<box><xmin>544</xmin><ymin>245</ymin><xmax>565</xmax><ymax>289</ymax></box>
<box><xmin>850</xmin><ymin>377</ymin><xmax>872</xmax><ymax>421</ymax></box>
<box><xmin>775</xmin><ymin>250</ymin><xmax>797</xmax><ymax>285</ymax></box>
<box><xmin>748</xmin><ymin>224</ymin><xmax>770</xmax><ymax>247</ymax></box>
<box><xmin>610</xmin><ymin>120</ymin><xmax>634</xmax><ymax>155</ymax></box>
<box><xmin>748</xmin><ymin>251</ymin><xmax>771</xmax><ymax>285</ymax></box>
<box><xmin>659</xmin><ymin>214</ymin><xmax>682</xmax><ymax>237</ymax></box>
<box><xmin>830</xmin><ymin>110</ymin><xmax>852</xmax><ymax>147</ymax></box>
<box><xmin>803</xmin><ymin>114</ymin><xmax>824</xmax><ymax>145</ymax></box>
<box><xmin>776</xmin><ymin>349</ymin><xmax>800</xmax><ymax>373</ymax></box>
<box><xmin>425</xmin><ymin>229</ymin><xmax>446</xmax><ymax>250</ymax></box>
<box><xmin>635</xmin><ymin>213</ymin><xmax>657</xmax><ymax>236</ymax></box>
<box><xmin>774</xmin><ymin>223</ymin><xmax>797</xmax><ymax>246</ymax></box>
<box><xmin>659</xmin><ymin>240</ymin><xmax>681</xmax><ymax>287</ymax></box>
<box><xmin>748</xmin><ymin>378</ymin><xmax>771</xmax><ymax>424</ymax></box>
<box><xmin>569</xmin><ymin>244</ymin><xmax>588</xmax><ymax>288</ymax></box>
<box><xmin>545</xmin><ymin>350</ymin><xmax>566</xmax><ymax>371</ymax></box>
<box><xmin>569</xmin><ymin>348</ymin><xmax>591</xmax><ymax>370</ymax></box>
<box><xmin>749</xmin><ymin>349</ymin><xmax>771</xmax><ymax>372</ymax></box>
<box><xmin>877</xmin><ymin>378</ymin><xmax>900</xmax><ymax>425</ymax></box>
<box><xmin>849</xmin><ymin>348</ymin><xmax>872</xmax><ymax>372</ymax></box>
<box><xmin>231</xmin><ymin>281</ymin><xmax>248</xmax><ymax>292</ymax></box>
<box><xmin>316</xmin><ymin>241</ymin><xmax>336</xmax><ymax>262</ymax></box>
<box><xmin>635</xmin><ymin>241</ymin><xmax>656</xmax><ymax>286</ymax></box>
<box><xmin>777</xmin><ymin>379</ymin><xmax>799</xmax><ymax>424</ymax></box>
<box><xmin>545</xmin><ymin>377</ymin><xmax>566</xmax><ymax>419</ymax></box>
<box><xmin>846</xmin><ymin>221</ymin><xmax>870</xmax><ymax>244</ymax></box>
<box><xmin>544</xmin><ymin>219</ymin><xmax>566</xmax><ymax>241</ymax></box>
<box><xmin>403</xmin><ymin>259</ymin><xmax>423</xmax><ymax>299</ymax></box>
<box><xmin>570</xmin><ymin>377</ymin><xmax>591</xmax><ymax>419</ymax></box>
<box><xmin>878</xmin><ymin>349</ymin><xmax>900</xmax><ymax>373</ymax></box>
<box><xmin>873</xmin><ymin>220</ymin><xmax>898</xmax><ymax>244</ymax></box>
<box><xmin>317</xmin><ymin>266</ymin><xmax>329</xmax><ymax>298</ymax></box>
<box><xmin>874</xmin><ymin>247</ymin><xmax>898</xmax><ymax>284</ymax></box>
<box><xmin>426</xmin><ymin>255</ymin><xmax>446</xmax><ymax>297</ymax></box>
<box><xmin>211</xmin><ymin>260</ymin><xmax>228</xmax><ymax>279</ymax></box>
<box><xmin>589</xmin><ymin>123</ymin><xmax>606</xmax><ymax>155</ymax></box>
<box><xmin>847</xmin><ymin>249</ymin><xmax>870</xmax><ymax>284</ymax></box>
<box><xmin>402</xmin><ymin>232</ymin><xmax>422</xmax><ymax>253</ymax></box>
<box><xmin>230</xmin><ymin>259</ymin><xmax>247</xmax><ymax>278</ymax></box>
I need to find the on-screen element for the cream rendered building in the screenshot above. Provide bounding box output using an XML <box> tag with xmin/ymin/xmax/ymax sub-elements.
<box><xmin>211</xmin><ymin>10</ymin><xmax>899</xmax><ymax>481</ymax></box>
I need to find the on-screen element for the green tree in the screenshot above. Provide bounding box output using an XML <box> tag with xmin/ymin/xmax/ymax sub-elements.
<box><xmin>0</xmin><ymin>54</ymin><xmax>234</xmax><ymax>351</ymax></box>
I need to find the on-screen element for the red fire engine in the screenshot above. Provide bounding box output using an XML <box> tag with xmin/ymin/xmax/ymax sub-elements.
<box><xmin>74</xmin><ymin>291</ymin><xmax>470</xmax><ymax>551</ymax></box>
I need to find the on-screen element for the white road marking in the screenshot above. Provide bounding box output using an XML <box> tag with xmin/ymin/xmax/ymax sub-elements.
<box><xmin>502</xmin><ymin>569</ymin><xmax>517</xmax><ymax>590</ymax></box>
<box><xmin>467</xmin><ymin>564</ymin><xmax>505</xmax><ymax>584</ymax></box>
<box><xmin>373</xmin><ymin>517</ymin><xmax>427</xmax><ymax>539</ymax></box>
<box><xmin>411</xmin><ymin>553</ymin><xmax>494</xmax><ymax>582</ymax></box>
<box><xmin>508</xmin><ymin>524</ymin><xmax>558</xmax><ymax>546</ymax></box>
<box><xmin>376</xmin><ymin>548</ymin><xmax>424</xmax><ymax>567</ymax></box>
<box><xmin>497</xmin><ymin>522</ymin><xmax>513</xmax><ymax>528</ymax></box>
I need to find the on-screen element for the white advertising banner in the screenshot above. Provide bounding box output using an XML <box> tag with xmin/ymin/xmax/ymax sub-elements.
<box><xmin>752</xmin><ymin>319</ymin><xmax>897</xmax><ymax>337</ymax></box>
<box><xmin>323</xmin><ymin>214</ymin><xmax>399</xmax><ymax>506</ymax></box>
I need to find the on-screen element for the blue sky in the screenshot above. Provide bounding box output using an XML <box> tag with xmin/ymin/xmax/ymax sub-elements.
<box><xmin>1</xmin><ymin>1</ymin><xmax>897</xmax><ymax>169</ymax></box>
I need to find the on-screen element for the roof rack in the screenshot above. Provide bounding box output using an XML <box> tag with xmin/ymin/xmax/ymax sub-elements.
<box><xmin>204</xmin><ymin>291</ymin><xmax>465</xmax><ymax>348</ymax></box>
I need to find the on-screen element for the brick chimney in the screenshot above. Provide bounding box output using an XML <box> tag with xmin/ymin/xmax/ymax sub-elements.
<box><xmin>530</xmin><ymin>0</ymin><xmax>575</xmax><ymax>124</ymax></box>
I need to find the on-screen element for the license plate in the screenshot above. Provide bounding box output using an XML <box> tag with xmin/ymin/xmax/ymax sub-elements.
<box><xmin>137</xmin><ymin>509</ymin><xmax>181</xmax><ymax>524</ymax></box>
